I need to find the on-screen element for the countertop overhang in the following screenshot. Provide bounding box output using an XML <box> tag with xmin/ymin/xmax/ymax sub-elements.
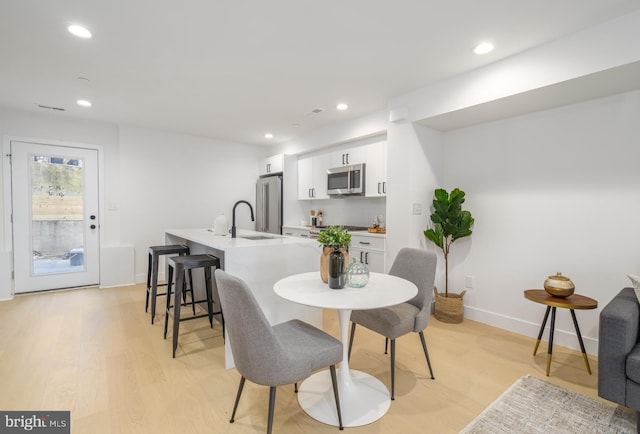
<box><xmin>165</xmin><ymin>228</ymin><xmax>318</xmax><ymax>250</ymax></box>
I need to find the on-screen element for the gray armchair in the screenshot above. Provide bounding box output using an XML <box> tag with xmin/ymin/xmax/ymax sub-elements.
<box><xmin>348</xmin><ymin>247</ymin><xmax>437</xmax><ymax>400</ymax></box>
<box><xmin>214</xmin><ymin>269</ymin><xmax>344</xmax><ymax>433</ymax></box>
<box><xmin>598</xmin><ymin>287</ymin><xmax>640</xmax><ymax>420</ymax></box>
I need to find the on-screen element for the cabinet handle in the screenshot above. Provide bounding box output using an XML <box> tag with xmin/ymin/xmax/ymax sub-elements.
<box><xmin>378</xmin><ymin>182</ymin><xmax>381</xmax><ymax>194</ymax></box>
<box><xmin>308</xmin><ymin>188</ymin><xmax>312</xmax><ymax>198</ymax></box>
<box><xmin>312</xmin><ymin>188</ymin><xmax>315</xmax><ymax>198</ymax></box>
<box><xmin>267</xmin><ymin>163</ymin><xmax>271</xmax><ymax>172</ymax></box>
<box><xmin>346</xmin><ymin>153</ymin><xmax>349</xmax><ymax>165</ymax></box>
<box><xmin>342</xmin><ymin>154</ymin><xmax>346</xmax><ymax>165</ymax></box>
<box><xmin>285</xmin><ymin>232</ymin><xmax>293</xmax><ymax>235</ymax></box>
<box><xmin>382</xmin><ymin>181</ymin><xmax>386</xmax><ymax>194</ymax></box>
<box><xmin>360</xmin><ymin>251</ymin><xmax>363</xmax><ymax>262</ymax></box>
<box><xmin>365</xmin><ymin>252</ymin><xmax>369</xmax><ymax>264</ymax></box>
<box><xmin>359</xmin><ymin>241</ymin><xmax>371</xmax><ymax>245</ymax></box>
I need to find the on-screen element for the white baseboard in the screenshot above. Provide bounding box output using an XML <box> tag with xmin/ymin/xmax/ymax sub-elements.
<box><xmin>463</xmin><ymin>305</ymin><xmax>599</xmax><ymax>356</ymax></box>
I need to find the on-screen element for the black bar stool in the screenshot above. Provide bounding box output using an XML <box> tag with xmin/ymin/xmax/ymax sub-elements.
<box><xmin>163</xmin><ymin>254</ymin><xmax>223</xmax><ymax>358</ymax></box>
<box><xmin>146</xmin><ymin>244</ymin><xmax>193</xmax><ymax>324</ymax></box>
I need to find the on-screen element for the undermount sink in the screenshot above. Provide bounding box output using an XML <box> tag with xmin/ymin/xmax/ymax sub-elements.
<box><xmin>239</xmin><ymin>235</ymin><xmax>274</xmax><ymax>240</ymax></box>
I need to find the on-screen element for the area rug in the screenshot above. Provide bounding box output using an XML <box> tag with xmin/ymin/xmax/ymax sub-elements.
<box><xmin>460</xmin><ymin>375</ymin><xmax>636</xmax><ymax>433</ymax></box>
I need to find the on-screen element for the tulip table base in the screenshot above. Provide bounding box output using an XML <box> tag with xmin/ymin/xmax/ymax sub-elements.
<box><xmin>273</xmin><ymin>272</ymin><xmax>418</xmax><ymax>427</ymax></box>
<box><xmin>297</xmin><ymin>368</ymin><xmax>391</xmax><ymax>427</ymax></box>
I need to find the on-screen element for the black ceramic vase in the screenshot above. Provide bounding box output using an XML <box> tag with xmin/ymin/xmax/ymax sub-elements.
<box><xmin>328</xmin><ymin>246</ymin><xmax>345</xmax><ymax>289</ymax></box>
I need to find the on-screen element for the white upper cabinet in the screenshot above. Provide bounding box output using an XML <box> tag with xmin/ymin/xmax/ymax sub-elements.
<box><xmin>259</xmin><ymin>154</ymin><xmax>284</xmax><ymax>176</ymax></box>
<box><xmin>297</xmin><ymin>154</ymin><xmax>330</xmax><ymax>200</ymax></box>
<box><xmin>329</xmin><ymin>145</ymin><xmax>369</xmax><ymax>167</ymax></box>
<box><xmin>327</xmin><ymin>141</ymin><xmax>387</xmax><ymax>196</ymax></box>
<box><xmin>364</xmin><ymin>141</ymin><xmax>387</xmax><ymax>197</ymax></box>
<box><xmin>297</xmin><ymin>139</ymin><xmax>387</xmax><ymax>199</ymax></box>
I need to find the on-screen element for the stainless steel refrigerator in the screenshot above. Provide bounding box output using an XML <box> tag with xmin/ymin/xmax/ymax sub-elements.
<box><xmin>256</xmin><ymin>175</ymin><xmax>282</xmax><ymax>234</ymax></box>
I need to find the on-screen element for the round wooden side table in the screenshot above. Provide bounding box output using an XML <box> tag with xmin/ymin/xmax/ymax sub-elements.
<box><xmin>524</xmin><ymin>289</ymin><xmax>598</xmax><ymax>376</ymax></box>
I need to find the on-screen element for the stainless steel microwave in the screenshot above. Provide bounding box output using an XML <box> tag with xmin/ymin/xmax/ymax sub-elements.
<box><xmin>327</xmin><ymin>163</ymin><xmax>365</xmax><ymax>196</ymax></box>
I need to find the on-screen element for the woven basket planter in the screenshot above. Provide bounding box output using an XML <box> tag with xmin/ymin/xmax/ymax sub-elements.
<box><xmin>433</xmin><ymin>287</ymin><xmax>466</xmax><ymax>323</ymax></box>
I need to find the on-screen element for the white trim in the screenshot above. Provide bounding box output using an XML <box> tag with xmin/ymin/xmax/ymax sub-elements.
<box><xmin>1</xmin><ymin>135</ymin><xmax>105</xmax><ymax>297</ymax></box>
<box><xmin>464</xmin><ymin>304</ymin><xmax>599</xmax><ymax>356</ymax></box>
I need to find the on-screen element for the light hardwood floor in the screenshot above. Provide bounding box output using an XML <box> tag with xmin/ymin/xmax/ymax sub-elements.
<box><xmin>0</xmin><ymin>284</ymin><xmax>611</xmax><ymax>433</ymax></box>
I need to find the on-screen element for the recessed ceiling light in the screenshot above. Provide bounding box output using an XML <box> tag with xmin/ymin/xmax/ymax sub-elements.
<box><xmin>68</xmin><ymin>25</ymin><xmax>92</xmax><ymax>39</ymax></box>
<box><xmin>336</xmin><ymin>103</ymin><xmax>348</xmax><ymax>111</ymax></box>
<box><xmin>76</xmin><ymin>99</ymin><xmax>92</xmax><ymax>107</ymax></box>
<box><xmin>264</xmin><ymin>133</ymin><xmax>274</xmax><ymax>139</ymax></box>
<box><xmin>474</xmin><ymin>42</ymin><xmax>494</xmax><ymax>55</ymax></box>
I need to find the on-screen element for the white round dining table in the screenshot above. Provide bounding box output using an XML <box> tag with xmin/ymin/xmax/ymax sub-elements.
<box><xmin>273</xmin><ymin>271</ymin><xmax>418</xmax><ymax>427</ymax></box>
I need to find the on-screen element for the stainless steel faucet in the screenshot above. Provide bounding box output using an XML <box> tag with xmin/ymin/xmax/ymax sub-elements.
<box><xmin>231</xmin><ymin>200</ymin><xmax>255</xmax><ymax>238</ymax></box>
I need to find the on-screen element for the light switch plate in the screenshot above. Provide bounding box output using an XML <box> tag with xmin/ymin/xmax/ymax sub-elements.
<box><xmin>412</xmin><ymin>203</ymin><xmax>422</xmax><ymax>215</ymax></box>
<box><xmin>465</xmin><ymin>275</ymin><xmax>474</xmax><ymax>289</ymax></box>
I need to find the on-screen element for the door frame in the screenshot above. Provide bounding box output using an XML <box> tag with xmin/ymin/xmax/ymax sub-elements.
<box><xmin>2</xmin><ymin>135</ymin><xmax>106</xmax><ymax>297</ymax></box>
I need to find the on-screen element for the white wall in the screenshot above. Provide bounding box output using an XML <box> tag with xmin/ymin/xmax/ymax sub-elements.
<box><xmin>386</xmin><ymin>121</ymin><xmax>444</xmax><ymax>273</ymax></box>
<box><xmin>442</xmin><ymin>90</ymin><xmax>640</xmax><ymax>354</ymax></box>
<box><xmin>0</xmin><ymin>110</ymin><xmax>265</xmax><ymax>296</ymax></box>
<box><xmin>391</xmin><ymin>10</ymin><xmax>640</xmax><ymax>124</ymax></box>
<box><xmin>0</xmin><ymin>109</ymin><xmax>121</xmax><ymax>298</ymax></box>
<box><xmin>275</xmin><ymin>110</ymin><xmax>387</xmax><ymax>156</ymax></box>
<box><xmin>118</xmin><ymin>125</ymin><xmax>264</xmax><ymax>283</ymax></box>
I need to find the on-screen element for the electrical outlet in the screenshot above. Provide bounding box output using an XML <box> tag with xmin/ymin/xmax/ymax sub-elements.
<box><xmin>465</xmin><ymin>275</ymin><xmax>474</xmax><ymax>289</ymax></box>
<box><xmin>412</xmin><ymin>203</ymin><xmax>422</xmax><ymax>215</ymax></box>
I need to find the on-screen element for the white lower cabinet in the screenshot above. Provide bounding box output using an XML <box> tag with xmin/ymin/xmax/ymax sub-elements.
<box><xmin>349</xmin><ymin>234</ymin><xmax>385</xmax><ymax>273</ymax></box>
<box><xmin>283</xmin><ymin>227</ymin><xmax>311</xmax><ymax>238</ymax></box>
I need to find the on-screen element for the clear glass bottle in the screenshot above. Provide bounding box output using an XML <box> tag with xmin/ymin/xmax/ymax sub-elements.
<box><xmin>345</xmin><ymin>258</ymin><xmax>369</xmax><ymax>288</ymax></box>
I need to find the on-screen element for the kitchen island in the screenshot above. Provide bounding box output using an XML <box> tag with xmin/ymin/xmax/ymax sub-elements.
<box><xmin>165</xmin><ymin>228</ymin><xmax>322</xmax><ymax>368</ymax></box>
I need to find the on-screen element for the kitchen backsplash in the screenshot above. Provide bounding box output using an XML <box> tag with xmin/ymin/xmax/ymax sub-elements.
<box><xmin>286</xmin><ymin>196</ymin><xmax>385</xmax><ymax>228</ymax></box>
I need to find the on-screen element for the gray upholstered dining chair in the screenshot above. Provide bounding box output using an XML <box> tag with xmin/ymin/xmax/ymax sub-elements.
<box><xmin>214</xmin><ymin>269</ymin><xmax>344</xmax><ymax>433</ymax></box>
<box><xmin>348</xmin><ymin>247</ymin><xmax>437</xmax><ymax>400</ymax></box>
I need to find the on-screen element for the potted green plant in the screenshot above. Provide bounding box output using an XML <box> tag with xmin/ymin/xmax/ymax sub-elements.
<box><xmin>317</xmin><ymin>225</ymin><xmax>351</xmax><ymax>285</ymax></box>
<box><xmin>424</xmin><ymin>188</ymin><xmax>474</xmax><ymax>323</ymax></box>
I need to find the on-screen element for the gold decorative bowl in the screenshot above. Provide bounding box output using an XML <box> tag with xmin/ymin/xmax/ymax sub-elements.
<box><xmin>544</xmin><ymin>272</ymin><xmax>575</xmax><ymax>298</ymax></box>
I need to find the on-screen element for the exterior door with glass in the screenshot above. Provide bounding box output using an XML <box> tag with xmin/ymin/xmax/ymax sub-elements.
<box><xmin>11</xmin><ymin>141</ymin><xmax>100</xmax><ymax>293</ymax></box>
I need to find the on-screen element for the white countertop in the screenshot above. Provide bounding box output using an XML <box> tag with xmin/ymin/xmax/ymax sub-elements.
<box><xmin>165</xmin><ymin>228</ymin><xmax>317</xmax><ymax>250</ymax></box>
<box><xmin>282</xmin><ymin>225</ymin><xmax>386</xmax><ymax>238</ymax></box>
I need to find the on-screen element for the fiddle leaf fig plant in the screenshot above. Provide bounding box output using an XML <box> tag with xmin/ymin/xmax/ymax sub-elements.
<box><xmin>424</xmin><ymin>188</ymin><xmax>474</xmax><ymax>297</ymax></box>
<box><xmin>317</xmin><ymin>225</ymin><xmax>351</xmax><ymax>249</ymax></box>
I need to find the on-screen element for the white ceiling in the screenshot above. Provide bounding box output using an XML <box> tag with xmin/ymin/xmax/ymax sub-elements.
<box><xmin>1</xmin><ymin>1</ymin><xmax>639</xmax><ymax>146</ymax></box>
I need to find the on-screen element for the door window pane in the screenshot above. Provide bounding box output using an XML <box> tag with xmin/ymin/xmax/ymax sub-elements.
<box><xmin>31</xmin><ymin>155</ymin><xmax>85</xmax><ymax>275</ymax></box>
